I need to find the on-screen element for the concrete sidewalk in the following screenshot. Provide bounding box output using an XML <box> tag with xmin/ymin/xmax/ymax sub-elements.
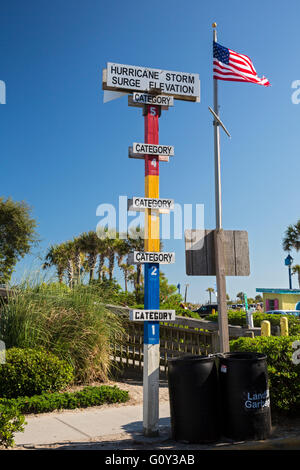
<box><xmin>14</xmin><ymin>402</ymin><xmax>171</xmax><ymax>448</ymax></box>
<box><xmin>13</xmin><ymin>399</ymin><xmax>300</xmax><ymax>451</ymax></box>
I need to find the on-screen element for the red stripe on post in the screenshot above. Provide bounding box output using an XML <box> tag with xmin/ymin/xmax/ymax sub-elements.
<box><xmin>144</xmin><ymin>105</ymin><xmax>160</xmax><ymax>176</ymax></box>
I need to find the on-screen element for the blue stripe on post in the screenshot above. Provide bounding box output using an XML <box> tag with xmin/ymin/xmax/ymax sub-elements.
<box><xmin>144</xmin><ymin>263</ymin><xmax>160</xmax><ymax>344</ymax></box>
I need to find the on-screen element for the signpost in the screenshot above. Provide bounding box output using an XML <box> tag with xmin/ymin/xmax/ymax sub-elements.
<box><xmin>102</xmin><ymin>61</ymin><xmax>200</xmax><ymax>437</ymax></box>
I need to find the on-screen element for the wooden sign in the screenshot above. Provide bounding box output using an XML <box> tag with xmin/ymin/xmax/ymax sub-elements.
<box><xmin>128</xmin><ymin>197</ymin><xmax>174</xmax><ymax>213</ymax></box>
<box><xmin>130</xmin><ymin>309</ymin><xmax>176</xmax><ymax>321</ymax></box>
<box><xmin>103</xmin><ymin>63</ymin><xmax>200</xmax><ymax>102</ymax></box>
<box><xmin>185</xmin><ymin>229</ymin><xmax>250</xmax><ymax>276</ymax></box>
<box><xmin>128</xmin><ymin>146</ymin><xmax>169</xmax><ymax>162</ymax></box>
<box><xmin>132</xmin><ymin>143</ymin><xmax>174</xmax><ymax>157</ymax></box>
<box><xmin>134</xmin><ymin>251</ymin><xmax>175</xmax><ymax>264</ymax></box>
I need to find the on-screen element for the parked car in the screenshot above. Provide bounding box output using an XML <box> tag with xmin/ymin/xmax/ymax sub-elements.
<box><xmin>266</xmin><ymin>310</ymin><xmax>300</xmax><ymax>317</ymax></box>
<box><xmin>193</xmin><ymin>303</ymin><xmax>218</xmax><ymax>316</ymax></box>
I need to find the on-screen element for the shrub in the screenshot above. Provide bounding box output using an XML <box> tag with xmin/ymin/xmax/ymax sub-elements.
<box><xmin>207</xmin><ymin>310</ymin><xmax>300</xmax><ymax>335</ymax></box>
<box><xmin>0</xmin><ymin>385</ymin><xmax>129</xmax><ymax>414</ymax></box>
<box><xmin>0</xmin><ymin>348</ymin><xmax>74</xmax><ymax>398</ymax></box>
<box><xmin>0</xmin><ymin>404</ymin><xmax>26</xmax><ymax>448</ymax></box>
<box><xmin>230</xmin><ymin>335</ymin><xmax>300</xmax><ymax>415</ymax></box>
<box><xmin>0</xmin><ymin>283</ymin><xmax>125</xmax><ymax>383</ymax></box>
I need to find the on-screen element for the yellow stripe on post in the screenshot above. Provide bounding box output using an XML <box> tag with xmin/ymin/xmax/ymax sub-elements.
<box><xmin>145</xmin><ymin>175</ymin><xmax>159</xmax><ymax>252</ymax></box>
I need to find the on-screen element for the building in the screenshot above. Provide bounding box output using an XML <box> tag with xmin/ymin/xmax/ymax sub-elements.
<box><xmin>256</xmin><ymin>288</ymin><xmax>300</xmax><ymax>311</ymax></box>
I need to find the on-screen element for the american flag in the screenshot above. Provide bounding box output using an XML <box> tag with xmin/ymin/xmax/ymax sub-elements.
<box><xmin>213</xmin><ymin>42</ymin><xmax>270</xmax><ymax>87</ymax></box>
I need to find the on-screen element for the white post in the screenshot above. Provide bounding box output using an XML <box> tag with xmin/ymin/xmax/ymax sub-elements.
<box><xmin>143</xmin><ymin>343</ymin><xmax>160</xmax><ymax>436</ymax></box>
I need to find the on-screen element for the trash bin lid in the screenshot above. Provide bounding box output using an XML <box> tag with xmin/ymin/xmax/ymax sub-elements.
<box><xmin>168</xmin><ymin>354</ymin><xmax>214</xmax><ymax>365</ymax></box>
<box><xmin>220</xmin><ymin>352</ymin><xmax>266</xmax><ymax>362</ymax></box>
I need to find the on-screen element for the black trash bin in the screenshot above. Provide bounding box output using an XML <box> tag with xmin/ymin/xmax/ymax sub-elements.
<box><xmin>167</xmin><ymin>354</ymin><xmax>220</xmax><ymax>443</ymax></box>
<box><xmin>218</xmin><ymin>352</ymin><xmax>272</xmax><ymax>441</ymax></box>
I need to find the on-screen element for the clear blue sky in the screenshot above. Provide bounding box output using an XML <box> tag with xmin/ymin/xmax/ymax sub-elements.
<box><xmin>1</xmin><ymin>0</ymin><xmax>300</xmax><ymax>303</ymax></box>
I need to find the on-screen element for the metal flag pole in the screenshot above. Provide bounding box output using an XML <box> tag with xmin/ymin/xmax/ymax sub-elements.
<box><xmin>212</xmin><ymin>23</ymin><xmax>230</xmax><ymax>353</ymax></box>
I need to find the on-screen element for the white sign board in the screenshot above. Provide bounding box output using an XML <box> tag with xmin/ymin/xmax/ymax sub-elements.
<box><xmin>128</xmin><ymin>147</ymin><xmax>169</xmax><ymax>162</ymax></box>
<box><xmin>134</xmin><ymin>251</ymin><xmax>175</xmax><ymax>264</ymax></box>
<box><xmin>130</xmin><ymin>309</ymin><xmax>176</xmax><ymax>321</ymax></box>
<box><xmin>132</xmin><ymin>143</ymin><xmax>174</xmax><ymax>157</ymax></box>
<box><xmin>129</xmin><ymin>197</ymin><xmax>174</xmax><ymax>212</ymax></box>
<box><xmin>103</xmin><ymin>63</ymin><xmax>200</xmax><ymax>102</ymax></box>
<box><xmin>132</xmin><ymin>93</ymin><xmax>174</xmax><ymax>107</ymax></box>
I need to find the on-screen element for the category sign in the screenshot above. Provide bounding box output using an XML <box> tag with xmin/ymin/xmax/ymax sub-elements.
<box><xmin>129</xmin><ymin>197</ymin><xmax>174</xmax><ymax>212</ymax></box>
<box><xmin>130</xmin><ymin>309</ymin><xmax>176</xmax><ymax>321</ymax></box>
<box><xmin>132</xmin><ymin>143</ymin><xmax>174</xmax><ymax>157</ymax></box>
<box><xmin>128</xmin><ymin>147</ymin><xmax>169</xmax><ymax>162</ymax></box>
<box><xmin>103</xmin><ymin>62</ymin><xmax>200</xmax><ymax>102</ymax></box>
<box><xmin>134</xmin><ymin>251</ymin><xmax>175</xmax><ymax>264</ymax></box>
<box><xmin>132</xmin><ymin>93</ymin><xmax>174</xmax><ymax>107</ymax></box>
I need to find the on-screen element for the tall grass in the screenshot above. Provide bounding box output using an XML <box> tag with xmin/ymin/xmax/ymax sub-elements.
<box><xmin>0</xmin><ymin>280</ymin><xmax>125</xmax><ymax>383</ymax></box>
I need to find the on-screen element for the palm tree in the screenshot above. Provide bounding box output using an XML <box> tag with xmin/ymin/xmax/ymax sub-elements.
<box><xmin>114</xmin><ymin>237</ymin><xmax>131</xmax><ymax>285</ymax></box>
<box><xmin>292</xmin><ymin>265</ymin><xmax>300</xmax><ymax>288</ymax></box>
<box><xmin>43</xmin><ymin>243</ymin><xmax>69</xmax><ymax>283</ymax></box>
<box><xmin>206</xmin><ymin>287</ymin><xmax>215</xmax><ymax>303</ymax></box>
<box><xmin>72</xmin><ymin>236</ymin><xmax>86</xmax><ymax>285</ymax></box>
<box><xmin>63</xmin><ymin>240</ymin><xmax>76</xmax><ymax>288</ymax></box>
<box><xmin>78</xmin><ymin>231</ymin><xmax>100</xmax><ymax>282</ymax></box>
<box><xmin>120</xmin><ymin>262</ymin><xmax>135</xmax><ymax>292</ymax></box>
<box><xmin>128</xmin><ymin>226</ymin><xmax>144</xmax><ymax>295</ymax></box>
<box><xmin>283</xmin><ymin>220</ymin><xmax>300</xmax><ymax>252</ymax></box>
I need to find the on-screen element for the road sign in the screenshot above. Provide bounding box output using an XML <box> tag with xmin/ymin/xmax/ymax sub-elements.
<box><xmin>185</xmin><ymin>229</ymin><xmax>250</xmax><ymax>276</ymax></box>
<box><xmin>134</xmin><ymin>251</ymin><xmax>175</xmax><ymax>264</ymax></box>
<box><xmin>103</xmin><ymin>63</ymin><xmax>200</xmax><ymax>102</ymax></box>
<box><xmin>128</xmin><ymin>197</ymin><xmax>174</xmax><ymax>212</ymax></box>
<box><xmin>130</xmin><ymin>309</ymin><xmax>176</xmax><ymax>321</ymax></box>
<box><xmin>132</xmin><ymin>143</ymin><xmax>174</xmax><ymax>157</ymax></box>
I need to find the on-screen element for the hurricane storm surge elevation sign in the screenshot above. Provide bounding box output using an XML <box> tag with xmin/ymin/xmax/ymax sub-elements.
<box><xmin>103</xmin><ymin>63</ymin><xmax>200</xmax><ymax>102</ymax></box>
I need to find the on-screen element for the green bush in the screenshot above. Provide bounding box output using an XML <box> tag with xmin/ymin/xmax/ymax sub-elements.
<box><xmin>0</xmin><ymin>348</ymin><xmax>74</xmax><ymax>399</ymax></box>
<box><xmin>230</xmin><ymin>335</ymin><xmax>300</xmax><ymax>415</ymax></box>
<box><xmin>0</xmin><ymin>404</ymin><xmax>26</xmax><ymax>448</ymax></box>
<box><xmin>0</xmin><ymin>385</ymin><xmax>129</xmax><ymax>414</ymax></box>
<box><xmin>0</xmin><ymin>283</ymin><xmax>125</xmax><ymax>383</ymax></box>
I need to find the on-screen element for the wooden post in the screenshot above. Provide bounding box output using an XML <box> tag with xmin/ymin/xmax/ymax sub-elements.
<box><xmin>143</xmin><ymin>103</ymin><xmax>160</xmax><ymax>437</ymax></box>
<box><xmin>214</xmin><ymin>229</ymin><xmax>230</xmax><ymax>352</ymax></box>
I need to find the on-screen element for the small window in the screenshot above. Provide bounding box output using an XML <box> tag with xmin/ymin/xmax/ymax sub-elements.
<box><xmin>268</xmin><ymin>299</ymin><xmax>277</xmax><ymax>310</ymax></box>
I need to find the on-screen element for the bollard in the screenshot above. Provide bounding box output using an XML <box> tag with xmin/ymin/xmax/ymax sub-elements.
<box><xmin>261</xmin><ymin>320</ymin><xmax>271</xmax><ymax>337</ymax></box>
<box><xmin>212</xmin><ymin>308</ymin><xmax>215</xmax><ymax>314</ymax></box>
<box><xmin>280</xmin><ymin>317</ymin><xmax>289</xmax><ymax>336</ymax></box>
